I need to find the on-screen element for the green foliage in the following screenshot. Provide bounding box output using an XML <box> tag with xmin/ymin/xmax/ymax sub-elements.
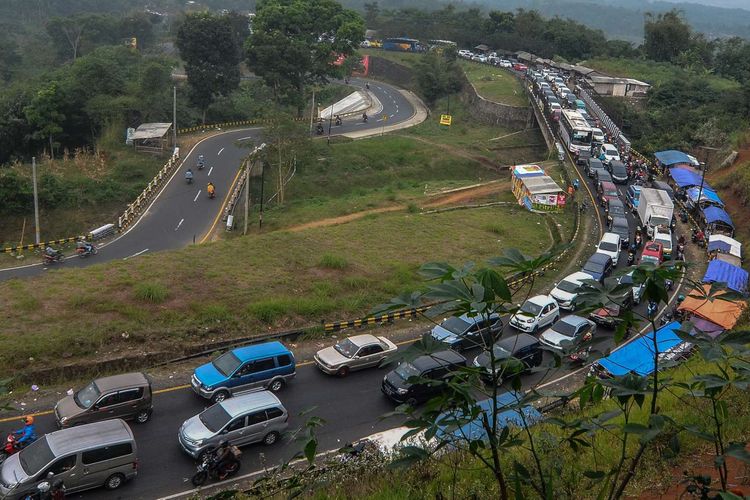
<box><xmin>245</xmin><ymin>0</ymin><xmax>364</xmax><ymax>109</ymax></box>
<box><xmin>133</xmin><ymin>281</ymin><xmax>169</xmax><ymax>304</ymax></box>
<box><xmin>414</xmin><ymin>52</ymin><xmax>463</xmax><ymax>106</ymax></box>
<box><xmin>318</xmin><ymin>254</ymin><xmax>349</xmax><ymax>270</ymax></box>
<box><xmin>643</xmin><ymin>10</ymin><xmax>693</xmax><ymax>63</ymax></box>
<box><xmin>176</xmin><ymin>12</ymin><xmax>242</xmax><ymax>121</ymax></box>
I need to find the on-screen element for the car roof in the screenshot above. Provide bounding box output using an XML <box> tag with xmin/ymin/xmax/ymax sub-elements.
<box><xmin>609</xmin><ymin>198</ymin><xmax>624</xmax><ymax>207</ymax></box>
<box><xmin>219</xmin><ymin>391</ymin><xmax>282</xmax><ymax>417</ymax></box>
<box><xmin>412</xmin><ymin>350</ymin><xmax>466</xmax><ymax>371</ymax></box>
<box><xmin>47</xmin><ymin>419</ymin><xmax>134</xmax><ymax>457</ymax></box>
<box><xmin>496</xmin><ymin>333</ymin><xmax>538</xmax><ymax>352</ymax></box>
<box><xmin>457</xmin><ymin>311</ymin><xmax>500</xmax><ymax>322</ymax></box>
<box><xmin>527</xmin><ymin>294</ymin><xmax>555</xmax><ymax>306</ymax></box>
<box><xmin>610</xmin><ymin>161</ymin><xmax>627</xmax><ymax>170</ymax></box>
<box><xmin>94</xmin><ymin>372</ymin><xmax>150</xmax><ymax>392</ymax></box>
<box><xmin>588</xmin><ymin>252</ymin><xmax>612</xmax><ymax>265</ymax></box>
<box><xmin>559</xmin><ymin>315</ymin><xmax>591</xmax><ymax>328</ymax></box>
<box><xmin>611</xmin><ymin>216</ymin><xmax>629</xmax><ymax>229</ymax></box>
<box><xmin>644</xmin><ymin>242</ymin><xmax>663</xmax><ymax>252</ymax></box>
<box><xmin>628</xmin><ymin>184</ymin><xmax>642</xmax><ymax>192</ymax></box>
<box><xmin>601</xmin><ymin>232</ymin><xmax>620</xmax><ymax>243</ymax></box>
<box><xmin>600</xmin><ymin>181</ymin><xmax>616</xmax><ymax>189</ymax></box>
<box><xmin>233</xmin><ymin>341</ymin><xmax>291</xmax><ymax>362</ymax></box>
<box><xmin>562</xmin><ymin>271</ymin><xmax>595</xmax><ymax>283</ymax></box>
<box><xmin>348</xmin><ymin>334</ymin><xmax>382</xmax><ymax>347</ymax></box>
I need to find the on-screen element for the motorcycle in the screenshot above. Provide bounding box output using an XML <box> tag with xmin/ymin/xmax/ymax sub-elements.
<box><xmin>0</xmin><ymin>433</ymin><xmax>32</xmax><ymax>464</ymax></box>
<box><xmin>647</xmin><ymin>301</ymin><xmax>658</xmax><ymax>319</ymax></box>
<box><xmin>76</xmin><ymin>244</ymin><xmax>98</xmax><ymax>258</ymax></box>
<box><xmin>362</xmin><ymin>113</ymin><xmax>368</xmax><ymax>123</ymax></box>
<box><xmin>197</xmin><ymin>154</ymin><xmax>205</xmax><ymax>170</ymax></box>
<box><xmin>316</xmin><ymin>124</ymin><xmax>324</xmax><ymax>135</ymax></box>
<box><xmin>191</xmin><ymin>454</ymin><xmax>240</xmax><ymax>486</ymax></box>
<box><xmin>692</xmin><ymin>228</ymin><xmax>706</xmax><ymax>247</ymax></box>
<box><xmin>335</xmin><ymin>116</ymin><xmax>342</xmax><ymax>126</ymax></box>
<box><xmin>568</xmin><ymin>346</ymin><xmax>591</xmax><ymax>366</ymax></box>
<box><xmin>42</xmin><ymin>252</ymin><xmax>64</xmax><ymax>265</ymax></box>
<box><xmin>627</xmin><ymin>251</ymin><xmax>636</xmax><ymax>266</ymax></box>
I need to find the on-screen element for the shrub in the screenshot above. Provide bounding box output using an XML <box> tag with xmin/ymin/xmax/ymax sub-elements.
<box><xmin>134</xmin><ymin>282</ymin><xmax>169</xmax><ymax>303</ymax></box>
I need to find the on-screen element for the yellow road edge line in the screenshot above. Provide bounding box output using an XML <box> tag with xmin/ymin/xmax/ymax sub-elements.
<box><xmin>199</xmin><ymin>165</ymin><xmax>245</xmax><ymax>244</ymax></box>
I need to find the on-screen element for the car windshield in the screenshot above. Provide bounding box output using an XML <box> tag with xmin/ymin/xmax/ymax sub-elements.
<box><xmin>212</xmin><ymin>351</ymin><xmax>242</xmax><ymax>377</ymax></box>
<box><xmin>491</xmin><ymin>344</ymin><xmax>512</xmax><ymax>360</ymax></box>
<box><xmin>604</xmin><ymin>188</ymin><xmax>618</xmax><ymax>197</ymax></box>
<box><xmin>74</xmin><ymin>381</ymin><xmax>101</xmax><ymax>409</ymax></box>
<box><xmin>641</xmin><ymin>255</ymin><xmax>660</xmax><ymax>265</ymax></box>
<box><xmin>556</xmin><ymin>279</ymin><xmax>581</xmax><ymax>293</ymax></box>
<box><xmin>441</xmin><ymin>317</ymin><xmax>470</xmax><ymax>334</ymax></box>
<box><xmin>572</xmin><ymin>131</ymin><xmax>590</xmax><ymax>144</ymax></box>
<box><xmin>520</xmin><ymin>301</ymin><xmax>543</xmax><ymax>316</ymax></box>
<box><xmin>552</xmin><ymin>321</ymin><xmax>578</xmax><ymax>337</ymax></box>
<box><xmin>19</xmin><ymin>437</ymin><xmax>55</xmax><ymax>477</ymax></box>
<box><xmin>334</xmin><ymin>338</ymin><xmax>358</xmax><ymax>358</ymax></box>
<box><xmin>610</xmin><ymin>204</ymin><xmax>625</xmax><ymax>216</ymax></box>
<box><xmin>584</xmin><ymin>261</ymin><xmax>603</xmax><ymax>274</ymax></box>
<box><xmin>199</xmin><ymin>403</ymin><xmax>232</xmax><ymax>433</ymax></box>
<box><xmin>394</xmin><ymin>362</ymin><xmax>421</xmax><ymax>381</ymax></box>
<box><xmin>656</xmin><ymin>237</ymin><xmax>672</xmax><ymax>249</ymax></box>
<box><xmin>599</xmin><ymin>241</ymin><xmax>618</xmax><ymax>252</ymax></box>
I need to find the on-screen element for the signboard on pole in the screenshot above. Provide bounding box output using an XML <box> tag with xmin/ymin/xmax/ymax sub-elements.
<box><xmin>440</xmin><ymin>114</ymin><xmax>452</xmax><ymax>126</ymax></box>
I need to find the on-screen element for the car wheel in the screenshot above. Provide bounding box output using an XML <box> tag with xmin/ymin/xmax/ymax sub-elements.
<box><xmin>263</xmin><ymin>431</ymin><xmax>279</xmax><ymax>445</ymax></box>
<box><xmin>337</xmin><ymin>366</ymin><xmax>350</xmax><ymax>377</ymax></box>
<box><xmin>553</xmin><ymin>315</ymin><xmax>560</xmax><ymax>324</ymax></box>
<box><xmin>104</xmin><ymin>473</ymin><xmax>125</xmax><ymax>490</ymax></box>
<box><xmin>405</xmin><ymin>397</ymin><xmax>418</xmax><ymax>407</ymax></box>
<box><xmin>269</xmin><ymin>379</ymin><xmax>285</xmax><ymax>392</ymax></box>
<box><xmin>134</xmin><ymin>410</ymin><xmax>151</xmax><ymax>424</ymax></box>
<box><xmin>211</xmin><ymin>390</ymin><xmax>229</xmax><ymax>404</ymax></box>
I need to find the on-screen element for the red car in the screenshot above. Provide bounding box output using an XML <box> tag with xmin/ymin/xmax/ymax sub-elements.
<box><xmin>513</xmin><ymin>63</ymin><xmax>528</xmax><ymax>72</ymax></box>
<box><xmin>640</xmin><ymin>241</ymin><xmax>663</xmax><ymax>265</ymax></box>
<box><xmin>598</xmin><ymin>181</ymin><xmax>619</xmax><ymax>207</ymax></box>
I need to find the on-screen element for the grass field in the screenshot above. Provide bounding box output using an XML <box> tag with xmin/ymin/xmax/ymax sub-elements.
<box><xmin>459</xmin><ymin>61</ymin><xmax>528</xmax><ymax>107</ymax></box>
<box><xmin>582</xmin><ymin>57</ymin><xmax>741</xmax><ymax>92</ymax></box>
<box><xmin>360</xmin><ymin>48</ymin><xmax>422</xmax><ymax>68</ymax></box>
<box><xmin>0</xmin><ymin>205</ymin><xmax>557</xmax><ymax>379</ymax></box>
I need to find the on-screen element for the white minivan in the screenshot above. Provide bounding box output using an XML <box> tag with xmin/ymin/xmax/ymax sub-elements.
<box><xmin>597</xmin><ymin>232</ymin><xmax>621</xmax><ymax>265</ymax></box>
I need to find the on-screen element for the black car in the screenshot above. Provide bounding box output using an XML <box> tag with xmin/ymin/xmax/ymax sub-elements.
<box><xmin>606</xmin><ymin>198</ymin><xmax>627</xmax><ymax>220</ymax></box>
<box><xmin>473</xmin><ymin>334</ymin><xmax>543</xmax><ymax>383</ymax></box>
<box><xmin>608</xmin><ymin>160</ymin><xmax>629</xmax><ymax>184</ymax></box>
<box><xmin>595</xmin><ymin>169</ymin><xmax>613</xmax><ymax>185</ymax></box>
<box><xmin>610</xmin><ymin>216</ymin><xmax>630</xmax><ymax>248</ymax></box>
<box><xmin>586</xmin><ymin>158</ymin><xmax>606</xmax><ymax>178</ymax></box>
<box><xmin>381</xmin><ymin>350</ymin><xmax>467</xmax><ymax>405</ymax></box>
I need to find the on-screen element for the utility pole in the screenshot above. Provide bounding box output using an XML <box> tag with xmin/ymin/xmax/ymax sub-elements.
<box><xmin>309</xmin><ymin>88</ymin><xmax>316</xmax><ymax>135</ymax></box>
<box><xmin>172</xmin><ymin>86</ymin><xmax>177</xmax><ymax>149</ymax></box>
<box><xmin>32</xmin><ymin>157</ymin><xmax>40</xmax><ymax>244</ymax></box>
<box><xmin>259</xmin><ymin>161</ymin><xmax>266</xmax><ymax>229</ymax></box>
<box><xmin>326</xmin><ymin>106</ymin><xmax>333</xmax><ymax>146</ymax></box>
<box><xmin>243</xmin><ymin>159</ymin><xmax>251</xmax><ymax>235</ymax></box>
<box><xmin>697</xmin><ymin>146</ymin><xmax>719</xmax><ymax>210</ymax></box>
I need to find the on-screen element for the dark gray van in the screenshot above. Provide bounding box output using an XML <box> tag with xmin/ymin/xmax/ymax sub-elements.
<box><xmin>0</xmin><ymin>419</ymin><xmax>137</xmax><ymax>499</ymax></box>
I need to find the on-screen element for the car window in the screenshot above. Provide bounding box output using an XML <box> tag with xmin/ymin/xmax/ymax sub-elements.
<box><xmin>81</xmin><ymin>443</ymin><xmax>133</xmax><ymax>465</ymax></box>
<box><xmin>118</xmin><ymin>387</ymin><xmax>144</xmax><ymax>403</ymax></box>
<box><xmin>246</xmin><ymin>411</ymin><xmax>267</xmax><ymax>426</ymax></box>
<box><xmin>41</xmin><ymin>455</ymin><xmax>76</xmax><ymax>477</ymax></box>
<box><xmin>428</xmin><ymin>367</ymin><xmax>449</xmax><ymax>380</ymax></box>
<box><xmin>266</xmin><ymin>407</ymin><xmax>284</xmax><ymax>420</ymax></box>
<box><xmin>277</xmin><ymin>354</ymin><xmax>292</xmax><ymax>367</ymax></box>
<box><xmin>226</xmin><ymin>416</ymin><xmax>247</xmax><ymax>432</ymax></box>
<box><xmin>96</xmin><ymin>393</ymin><xmax>120</xmax><ymax>408</ymax></box>
<box><xmin>249</xmin><ymin>358</ymin><xmax>276</xmax><ymax>374</ymax></box>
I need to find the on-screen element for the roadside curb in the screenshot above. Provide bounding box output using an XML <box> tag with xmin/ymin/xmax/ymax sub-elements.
<box><xmin>341</xmin><ymin>90</ymin><xmax>428</xmax><ymax>140</ymax></box>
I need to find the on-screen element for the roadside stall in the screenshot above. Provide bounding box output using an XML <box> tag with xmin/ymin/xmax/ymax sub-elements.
<box><xmin>655</xmin><ymin>150</ymin><xmax>697</xmax><ymax>171</ymax></box>
<box><xmin>677</xmin><ymin>284</ymin><xmax>745</xmax><ymax>337</ymax></box>
<box><xmin>708</xmin><ymin>234</ymin><xmax>742</xmax><ymax>267</ymax></box>
<box><xmin>511</xmin><ymin>165</ymin><xmax>566</xmax><ymax>213</ymax></box>
<box><xmin>685</xmin><ymin>186</ymin><xmax>723</xmax><ymax>210</ymax></box>
<box><xmin>703</xmin><ymin>259</ymin><xmax>748</xmax><ymax>295</ymax></box>
<box><xmin>701</xmin><ymin>206</ymin><xmax>734</xmax><ymax>237</ymax></box>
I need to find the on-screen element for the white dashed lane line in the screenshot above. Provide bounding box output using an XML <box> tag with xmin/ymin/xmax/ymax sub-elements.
<box><xmin>175</xmin><ymin>218</ymin><xmax>184</xmax><ymax>231</ymax></box>
<box><xmin>193</xmin><ymin>190</ymin><xmax>201</xmax><ymax>202</ymax></box>
<box><xmin>217</xmin><ymin>147</ymin><xmax>224</xmax><ymax>155</ymax></box>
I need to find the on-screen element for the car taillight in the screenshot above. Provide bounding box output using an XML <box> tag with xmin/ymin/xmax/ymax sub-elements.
<box><xmin>133</xmin><ymin>459</ymin><xmax>138</xmax><ymax>470</ymax></box>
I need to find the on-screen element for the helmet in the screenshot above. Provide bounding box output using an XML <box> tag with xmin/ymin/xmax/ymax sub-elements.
<box><xmin>24</xmin><ymin>416</ymin><xmax>34</xmax><ymax>425</ymax></box>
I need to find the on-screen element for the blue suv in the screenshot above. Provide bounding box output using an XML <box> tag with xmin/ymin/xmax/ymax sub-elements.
<box><xmin>191</xmin><ymin>341</ymin><xmax>296</xmax><ymax>403</ymax></box>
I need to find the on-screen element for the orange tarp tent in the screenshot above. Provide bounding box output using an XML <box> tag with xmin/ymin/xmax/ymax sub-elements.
<box><xmin>678</xmin><ymin>285</ymin><xmax>746</xmax><ymax>331</ymax></box>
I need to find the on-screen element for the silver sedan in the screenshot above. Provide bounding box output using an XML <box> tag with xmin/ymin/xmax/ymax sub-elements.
<box><xmin>314</xmin><ymin>334</ymin><xmax>398</xmax><ymax>376</ymax></box>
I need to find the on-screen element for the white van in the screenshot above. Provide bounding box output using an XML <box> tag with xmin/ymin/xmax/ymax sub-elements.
<box><xmin>0</xmin><ymin>419</ymin><xmax>137</xmax><ymax>499</ymax></box>
<box><xmin>597</xmin><ymin>232</ymin><xmax>621</xmax><ymax>265</ymax></box>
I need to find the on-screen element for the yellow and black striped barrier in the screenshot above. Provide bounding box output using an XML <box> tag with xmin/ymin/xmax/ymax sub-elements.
<box><xmin>3</xmin><ymin>236</ymin><xmax>84</xmax><ymax>254</ymax></box>
<box><xmin>177</xmin><ymin>117</ymin><xmax>305</xmax><ymax>135</ymax></box>
<box><xmin>323</xmin><ymin>306</ymin><xmax>431</xmax><ymax>332</ymax></box>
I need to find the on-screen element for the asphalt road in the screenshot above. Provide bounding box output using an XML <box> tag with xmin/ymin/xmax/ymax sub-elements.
<box><xmin>0</xmin><ymin>78</ymin><xmax>415</xmax><ymax>283</ymax></box>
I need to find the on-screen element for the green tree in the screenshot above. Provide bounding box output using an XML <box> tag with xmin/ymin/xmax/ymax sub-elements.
<box><xmin>24</xmin><ymin>82</ymin><xmax>65</xmax><ymax>159</ymax></box>
<box><xmin>414</xmin><ymin>51</ymin><xmax>463</xmax><ymax>106</ymax></box>
<box><xmin>363</xmin><ymin>1</ymin><xmax>380</xmax><ymax>28</ymax></box>
<box><xmin>245</xmin><ymin>0</ymin><xmax>364</xmax><ymax>113</ymax></box>
<box><xmin>46</xmin><ymin>16</ymin><xmax>85</xmax><ymax>61</ymax></box>
<box><xmin>643</xmin><ymin>10</ymin><xmax>693</xmax><ymax>63</ymax></box>
<box><xmin>0</xmin><ymin>34</ymin><xmax>21</xmax><ymax>82</ymax></box>
<box><xmin>176</xmin><ymin>12</ymin><xmax>241</xmax><ymax>124</ymax></box>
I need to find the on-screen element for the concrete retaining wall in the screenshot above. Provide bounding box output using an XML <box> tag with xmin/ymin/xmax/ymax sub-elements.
<box><xmin>367</xmin><ymin>56</ymin><xmax>416</xmax><ymax>93</ymax></box>
<box><xmin>459</xmin><ymin>71</ymin><xmax>534</xmax><ymax>129</ymax></box>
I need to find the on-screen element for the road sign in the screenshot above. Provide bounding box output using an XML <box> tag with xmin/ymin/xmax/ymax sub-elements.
<box><xmin>382</xmin><ymin>114</ymin><xmax>388</xmax><ymax>121</ymax></box>
<box><xmin>440</xmin><ymin>114</ymin><xmax>452</xmax><ymax>126</ymax></box>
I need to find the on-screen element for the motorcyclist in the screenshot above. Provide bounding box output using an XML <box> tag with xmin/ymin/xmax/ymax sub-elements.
<box><xmin>197</xmin><ymin>154</ymin><xmax>205</xmax><ymax>169</ymax></box>
<box><xmin>14</xmin><ymin>416</ymin><xmax>36</xmax><ymax>448</ymax></box>
<box><xmin>335</xmin><ymin>115</ymin><xmax>342</xmax><ymax>126</ymax></box>
<box><xmin>212</xmin><ymin>440</ymin><xmax>238</xmax><ymax>480</ymax></box>
<box><xmin>185</xmin><ymin>169</ymin><xmax>194</xmax><ymax>183</ymax></box>
<box><xmin>44</xmin><ymin>247</ymin><xmax>61</xmax><ymax>260</ymax></box>
<box><xmin>207</xmin><ymin>182</ymin><xmax>215</xmax><ymax>198</ymax></box>
<box><xmin>362</xmin><ymin>112</ymin><xmax>368</xmax><ymax>123</ymax></box>
<box><xmin>76</xmin><ymin>240</ymin><xmax>94</xmax><ymax>254</ymax></box>
<box><xmin>316</xmin><ymin>122</ymin><xmax>324</xmax><ymax>135</ymax></box>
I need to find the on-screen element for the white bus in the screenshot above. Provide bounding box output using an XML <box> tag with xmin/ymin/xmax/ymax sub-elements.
<box><xmin>559</xmin><ymin>109</ymin><xmax>593</xmax><ymax>155</ymax></box>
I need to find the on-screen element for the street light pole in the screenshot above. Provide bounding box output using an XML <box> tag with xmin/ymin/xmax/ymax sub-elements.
<box><xmin>173</xmin><ymin>86</ymin><xmax>177</xmax><ymax>148</ymax></box>
<box><xmin>32</xmin><ymin>156</ymin><xmax>40</xmax><ymax>245</ymax></box>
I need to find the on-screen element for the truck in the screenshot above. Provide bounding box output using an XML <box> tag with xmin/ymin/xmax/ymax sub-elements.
<box><xmin>637</xmin><ymin>188</ymin><xmax>674</xmax><ymax>238</ymax></box>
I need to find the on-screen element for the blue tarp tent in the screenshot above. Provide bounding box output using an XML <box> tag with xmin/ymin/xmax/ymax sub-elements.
<box><xmin>702</xmin><ymin>206</ymin><xmax>734</xmax><ymax>228</ymax></box>
<box><xmin>703</xmin><ymin>259</ymin><xmax>748</xmax><ymax>294</ymax></box>
<box><xmin>708</xmin><ymin>240</ymin><xmax>732</xmax><ymax>254</ymax></box>
<box><xmin>655</xmin><ymin>150</ymin><xmax>693</xmax><ymax>167</ymax></box>
<box><xmin>686</xmin><ymin>186</ymin><xmax>723</xmax><ymax>207</ymax></box>
<box><xmin>595</xmin><ymin>322</ymin><xmax>684</xmax><ymax>376</ymax></box>
<box><xmin>669</xmin><ymin>167</ymin><xmax>710</xmax><ymax>189</ymax></box>
<box><xmin>435</xmin><ymin>392</ymin><xmax>542</xmax><ymax>444</ymax></box>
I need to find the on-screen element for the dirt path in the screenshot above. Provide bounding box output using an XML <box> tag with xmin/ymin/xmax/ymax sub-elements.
<box><xmin>285</xmin><ymin>180</ymin><xmax>509</xmax><ymax>232</ymax></box>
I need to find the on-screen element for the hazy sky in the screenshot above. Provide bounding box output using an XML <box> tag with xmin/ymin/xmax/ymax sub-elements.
<box><xmin>657</xmin><ymin>0</ymin><xmax>749</xmax><ymax>9</ymax></box>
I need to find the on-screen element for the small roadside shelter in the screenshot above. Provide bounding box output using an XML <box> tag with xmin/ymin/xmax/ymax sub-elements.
<box><xmin>703</xmin><ymin>260</ymin><xmax>748</xmax><ymax>294</ymax></box>
<box><xmin>701</xmin><ymin>206</ymin><xmax>734</xmax><ymax>237</ymax></box>
<box><xmin>655</xmin><ymin>150</ymin><xmax>696</xmax><ymax>169</ymax></box>
<box><xmin>131</xmin><ymin>122</ymin><xmax>174</xmax><ymax>154</ymax></box>
<box><xmin>669</xmin><ymin>167</ymin><xmax>708</xmax><ymax>189</ymax></box>
<box><xmin>678</xmin><ymin>284</ymin><xmax>745</xmax><ymax>333</ymax></box>
<box><xmin>708</xmin><ymin>235</ymin><xmax>741</xmax><ymax>259</ymax></box>
<box><xmin>685</xmin><ymin>186</ymin><xmax>723</xmax><ymax>209</ymax></box>
<box><xmin>511</xmin><ymin>164</ymin><xmax>566</xmax><ymax>212</ymax></box>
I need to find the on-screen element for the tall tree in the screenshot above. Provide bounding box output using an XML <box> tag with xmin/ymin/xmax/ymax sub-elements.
<box><xmin>363</xmin><ymin>1</ymin><xmax>380</xmax><ymax>27</ymax></box>
<box><xmin>176</xmin><ymin>12</ymin><xmax>241</xmax><ymax>124</ymax></box>
<box><xmin>24</xmin><ymin>82</ymin><xmax>65</xmax><ymax>159</ymax></box>
<box><xmin>245</xmin><ymin>0</ymin><xmax>364</xmax><ymax>113</ymax></box>
<box><xmin>643</xmin><ymin>10</ymin><xmax>692</xmax><ymax>63</ymax></box>
<box><xmin>46</xmin><ymin>16</ymin><xmax>85</xmax><ymax>61</ymax></box>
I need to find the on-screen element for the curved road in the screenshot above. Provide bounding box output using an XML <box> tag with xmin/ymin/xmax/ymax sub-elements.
<box><xmin>0</xmin><ymin>78</ymin><xmax>416</xmax><ymax>282</ymax></box>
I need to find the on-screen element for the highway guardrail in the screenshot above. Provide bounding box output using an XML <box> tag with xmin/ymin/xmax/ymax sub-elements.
<box><xmin>118</xmin><ymin>151</ymin><xmax>180</xmax><ymax>231</ymax></box>
<box><xmin>3</xmin><ymin>236</ymin><xmax>84</xmax><ymax>254</ymax></box>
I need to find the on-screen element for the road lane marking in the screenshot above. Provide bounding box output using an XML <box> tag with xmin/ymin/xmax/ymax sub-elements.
<box><xmin>207</xmin><ymin>166</ymin><xmax>213</xmax><ymax>176</ymax></box>
<box><xmin>175</xmin><ymin>218</ymin><xmax>184</xmax><ymax>231</ymax></box>
<box><xmin>217</xmin><ymin>147</ymin><xmax>224</xmax><ymax>156</ymax></box>
<box><xmin>237</xmin><ymin>136</ymin><xmax>254</xmax><ymax>141</ymax></box>
<box><xmin>193</xmin><ymin>190</ymin><xmax>201</xmax><ymax>202</ymax></box>
<box><xmin>199</xmin><ymin>166</ymin><xmax>244</xmax><ymax>244</ymax></box>
<box><xmin>124</xmin><ymin>248</ymin><xmax>149</xmax><ymax>260</ymax></box>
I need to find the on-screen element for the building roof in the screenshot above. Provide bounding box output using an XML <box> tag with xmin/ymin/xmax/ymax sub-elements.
<box><xmin>702</xmin><ymin>206</ymin><xmax>733</xmax><ymax>228</ymax></box>
<box><xmin>677</xmin><ymin>284</ymin><xmax>745</xmax><ymax>330</ymax></box>
<box><xmin>475</xmin><ymin>44</ymin><xmax>490</xmax><ymax>51</ymax></box>
<box><xmin>703</xmin><ymin>260</ymin><xmax>748</xmax><ymax>294</ymax></box>
<box><xmin>586</xmin><ymin>75</ymin><xmax>650</xmax><ymax>87</ymax></box>
<box><xmin>130</xmin><ymin>122</ymin><xmax>172</xmax><ymax>140</ymax></box>
<box><xmin>655</xmin><ymin>150</ymin><xmax>694</xmax><ymax>166</ymax></box>
<box><xmin>521</xmin><ymin>175</ymin><xmax>563</xmax><ymax>195</ymax></box>
<box><xmin>596</xmin><ymin>322</ymin><xmax>684</xmax><ymax>376</ymax></box>
<box><xmin>571</xmin><ymin>65</ymin><xmax>599</xmax><ymax>76</ymax></box>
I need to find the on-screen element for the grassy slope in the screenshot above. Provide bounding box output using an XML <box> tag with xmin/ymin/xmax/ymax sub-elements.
<box><xmin>459</xmin><ymin>61</ymin><xmax>528</xmax><ymax>107</ymax></box>
<box><xmin>0</xmin><ymin>206</ymin><xmax>555</xmax><ymax>377</ymax></box>
<box><xmin>582</xmin><ymin>57</ymin><xmax>740</xmax><ymax>92</ymax></box>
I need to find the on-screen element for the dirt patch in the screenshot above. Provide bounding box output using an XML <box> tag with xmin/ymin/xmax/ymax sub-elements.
<box><xmin>285</xmin><ymin>181</ymin><xmax>509</xmax><ymax>232</ymax></box>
